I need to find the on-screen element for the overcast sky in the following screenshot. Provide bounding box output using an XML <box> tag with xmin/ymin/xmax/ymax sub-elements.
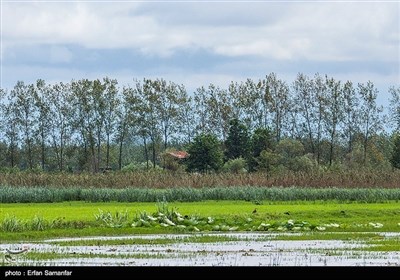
<box><xmin>1</xmin><ymin>0</ymin><xmax>399</xmax><ymax>106</ymax></box>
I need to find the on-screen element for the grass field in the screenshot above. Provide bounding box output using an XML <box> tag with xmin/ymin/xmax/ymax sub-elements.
<box><xmin>1</xmin><ymin>200</ymin><xmax>400</xmax><ymax>241</ymax></box>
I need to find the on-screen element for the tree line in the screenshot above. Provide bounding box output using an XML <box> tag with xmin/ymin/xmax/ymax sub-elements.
<box><xmin>0</xmin><ymin>73</ymin><xmax>399</xmax><ymax>173</ymax></box>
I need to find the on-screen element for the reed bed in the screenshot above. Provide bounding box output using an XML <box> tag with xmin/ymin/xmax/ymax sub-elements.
<box><xmin>1</xmin><ymin>186</ymin><xmax>400</xmax><ymax>203</ymax></box>
<box><xmin>0</xmin><ymin>169</ymin><xmax>399</xmax><ymax>189</ymax></box>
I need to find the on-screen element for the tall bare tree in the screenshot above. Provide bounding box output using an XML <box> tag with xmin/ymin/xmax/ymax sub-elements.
<box><xmin>265</xmin><ymin>73</ymin><xmax>290</xmax><ymax>142</ymax></box>
<box><xmin>47</xmin><ymin>82</ymin><xmax>73</xmax><ymax>171</ymax></box>
<box><xmin>32</xmin><ymin>79</ymin><xmax>51</xmax><ymax>170</ymax></box>
<box><xmin>389</xmin><ymin>86</ymin><xmax>400</xmax><ymax>131</ymax></box>
<box><xmin>102</xmin><ymin>77</ymin><xmax>119</xmax><ymax>168</ymax></box>
<box><xmin>341</xmin><ymin>80</ymin><xmax>359</xmax><ymax>154</ymax></box>
<box><xmin>324</xmin><ymin>76</ymin><xmax>343</xmax><ymax>166</ymax></box>
<box><xmin>358</xmin><ymin>81</ymin><xmax>383</xmax><ymax>165</ymax></box>
<box><xmin>12</xmin><ymin>81</ymin><xmax>36</xmax><ymax>169</ymax></box>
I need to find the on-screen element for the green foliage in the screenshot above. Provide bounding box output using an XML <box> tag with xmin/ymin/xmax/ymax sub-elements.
<box><xmin>249</xmin><ymin>127</ymin><xmax>274</xmax><ymax>171</ymax></box>
<box><xmin>257</xmin><ymin>150</ymin><xmax>281</xmax><ymax>172</ymax></box>
<box><xmin>30</xmin><ymin>215</ymin><xmax>47</xmax><ymax>231</ymax></box>
<box><xmin>1</xmin><ymin>215</ymin><xmax>24</xmax><ymax>232</ymax></box>
<box><xmin>186</xmin><ymin>133</ymin><xmax>223</xmax><ymax>173</ymax></box>
<box><xmin>120</xmin><ymin>163</ymin><xmax>136</xmax><ymax>172</ymax></box>
<box><xmin>0</xmin><ymin>76</ymin><xmax>397</xmax><ymax>175</ymax></box>
<box><xmin>275</xmin><ymin>139</ymin><xmax>305</xmax><ymax>159</ymax></box>
<box><xmin>390</xmin><ymin>133</ymin><xmax>400</xmax><ymax>169</ymax></box>
<box><xmin>0</xmin><ymin>166</ymin><xmax>21</xmax><ymax>174</ymax></box>
<box><xmin>224</xmin><ymin>118</ymin><xmax>250</xmax><ymax>161</ymax></box>
<box><xmin>121</xmin><ymin>161</ymin><xmax>162</xmax><ymax>172</ymax></box>
<box><xmin>222</xmin><ymin>157</ymin><xmax>248</xmax><ymax>174</ymax></box>
<box><xmin>287</xmin><ymin>154</ymin><xmax>316</xmax><ymax>172</ymax></box>
<box><xmin>94</xmin><ymin>209</ymin><xmax>130</xmax><ymax>228</ymax></box>
<box><xmin>131</xmin><ymin>205</ymin><xmax>327</xmax><ymax>233</ymax></box>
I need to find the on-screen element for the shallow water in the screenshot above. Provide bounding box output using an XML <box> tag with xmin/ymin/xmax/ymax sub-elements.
<box><xmin>2</xmin><ymin>232</ymin><xmax>400</xmax><ymax>266</ymax></box>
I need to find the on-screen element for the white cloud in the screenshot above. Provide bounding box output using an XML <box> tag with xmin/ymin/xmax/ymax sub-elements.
<box><xmin>2</xmin><ymin>2</ymin><xmax>398</xmax><ymax>62</ymax></box>
<box><xmin>1</xmin><ymin>1</ymin><xmax>398</xmax><ymax>96</ymax></box>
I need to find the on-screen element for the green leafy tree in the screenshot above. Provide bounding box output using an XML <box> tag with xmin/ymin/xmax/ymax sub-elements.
<box><xmin>224</xmin><ymin>118</ymin><xmax>250</xmax><ymax>161</ymax></box>
<box><xmin>186</xmin><ymin>133</ymin><xmax>223</xmax><ymax>173</ymax></box>
<box><xmin>275</xmin><ymin>138</ymin><xmax>305</xmax><ymax>162</ymax></box>
<box><xmin>222</xmin><ymin>157</ymin><xmax>247</xmax><ymax>174</ymax></box>
<box><xmin>257</xmin><ymin>150</ymin><xmax>281</xmax><ymax>172</ymax></box>
<box><xmin>249</xmin><ymin>127</ymin><xmax>274</xmax><ymax>171</ymax></box>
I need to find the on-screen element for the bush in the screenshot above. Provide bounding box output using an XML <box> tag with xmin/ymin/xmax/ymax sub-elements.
<box><xmin>0</xmin><ymin>166</ymin><xmax>21</xmax><ymax>174</ymax></box>
<box><xmin>275</xmin><ymin>139</ymin><xmax>305</xmax><ymax>159</ymax></box>
<box><xmin>222</xmin><ymin>157</ymin><xmax>248</xmax><ymax>174</ymax></box>
<box><xmin>257</xmin><ymin>150</ymin><xmax>281</xmax><ymax>172</ymax></box>
<box><xmin>288</xmin><ymin>155</ymin><xmax>316</xmax><ymax>172</ymax></box>
<box><xmin>121</xmin><ymin>161</ymin><xmax>162</xmax><ymax>172</ymax></box>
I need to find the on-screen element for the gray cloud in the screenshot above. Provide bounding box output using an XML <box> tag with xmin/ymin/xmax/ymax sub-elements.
<box><xmin>1</xmin><ymin>1</ymin><xmax>399</xmax><ymax>100</ymax></box>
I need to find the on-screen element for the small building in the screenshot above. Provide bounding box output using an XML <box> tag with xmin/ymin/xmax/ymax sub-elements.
<box><xmin>162</xmin><ymin>150</ymin><xmax>189</xmax><ymax>171</ymax></box>
<box><xmin>166</xmin><ymin>151</ymin><xmax>189</xmax><ymax>159</ymax></box>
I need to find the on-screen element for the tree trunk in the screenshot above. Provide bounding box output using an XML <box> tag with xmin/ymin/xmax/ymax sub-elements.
<box><xmin>41</xmin><ymin>128</ymin><xmax>45</xmax><ymax>170</ymax></box>
<box><xmin>152</xmin><ymin>140</ymin><xmax>156</xmax><ymax>169</ymax></box>
<box><xmin>106</xmin><ymin>133</ymin><xmax>110</xmax><ymax>168</ymax></box>
<box><xmin>96</xmin><ymin>131</ymin><xmax>101</xmax><ymax>172</ymax></box>
<box><xmin>60</xmin><ymin>130</ymin><xmax>64</xmax><ymax>172</ymax></box>
<box><xmin>143</xmin><ymin>136</ymin><xmax>149</xmax><ymax>170</ymax></box>
<box><xmin>10</xmin><ymin>143</ymin><xmax>15</xmax><ymax>168</ymax></box>
<box><xmin>329</xmin><ymin>131</ymin><xmax>335</xmax><ymax>166</ymax></box>
<box><xmin>27</xmin><ymin>138</ymin><xmax>33</xmax><ymax>170</ymax></box>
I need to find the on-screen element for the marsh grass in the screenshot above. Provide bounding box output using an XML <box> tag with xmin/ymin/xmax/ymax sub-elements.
<box><xmin>364</xmin><ymin>237</ymin><xmax>400</xmax><ymax>251</ymax></box>
<box><xmin>50</xmin><ymin>235</ymin><xmax>246</xmax><ymax>247</ymax></box>
<box><xmin>1</xmin><ymin>170</ymin><xmax>400</xmax><ymax>189</ymax></box>
<box><xmin>0</xmin><ymin>215</ymin><xmax>92</xmax><ymax>233</ymax></box>
<box><xmin>270</xmin><ymin>232</ymin><xmax>382</xmax><ymax>241</ymax></box>
<box><xmin>0</xmin><ymin>215</ymin><xmax>24</xmax><ymax>232</ymax></box>
<box><xmin>16</xmin><ymin>251</ymin><xmax>171</xmax><ymax>262</ymax></box>
<box><xmin>2</xmin><ymin>186</ymin><xmax>400</xmax><ymax>203</ymax></box>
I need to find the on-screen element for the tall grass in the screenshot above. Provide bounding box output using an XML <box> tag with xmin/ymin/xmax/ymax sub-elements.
<box><xmin>1</xmin><ymin>186</ymin><xmax>400</xmax><ymax>203</ymax></box>
<box><xmin>0</xmin><ymin>169</ymin><xmax>400</xmax><ymax>189</ymax></box>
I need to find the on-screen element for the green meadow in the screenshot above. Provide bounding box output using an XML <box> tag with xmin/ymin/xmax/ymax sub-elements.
<box><xmin>1</xmin><ymin>200</ymin><xmax>400</xmax><ymax>241</ymax></box>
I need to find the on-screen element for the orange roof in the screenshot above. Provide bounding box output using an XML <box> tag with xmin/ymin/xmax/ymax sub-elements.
<box><xmin>167</xmin><ymin>151</ymin><xmax>189</xmax><ymax>159</ymax></box>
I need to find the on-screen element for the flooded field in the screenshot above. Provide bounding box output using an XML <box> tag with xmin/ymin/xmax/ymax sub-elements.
<box><xmin>2</xmin><ymin>232</ymin><xmax>400</xmax><ymax>266</ymax></box>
